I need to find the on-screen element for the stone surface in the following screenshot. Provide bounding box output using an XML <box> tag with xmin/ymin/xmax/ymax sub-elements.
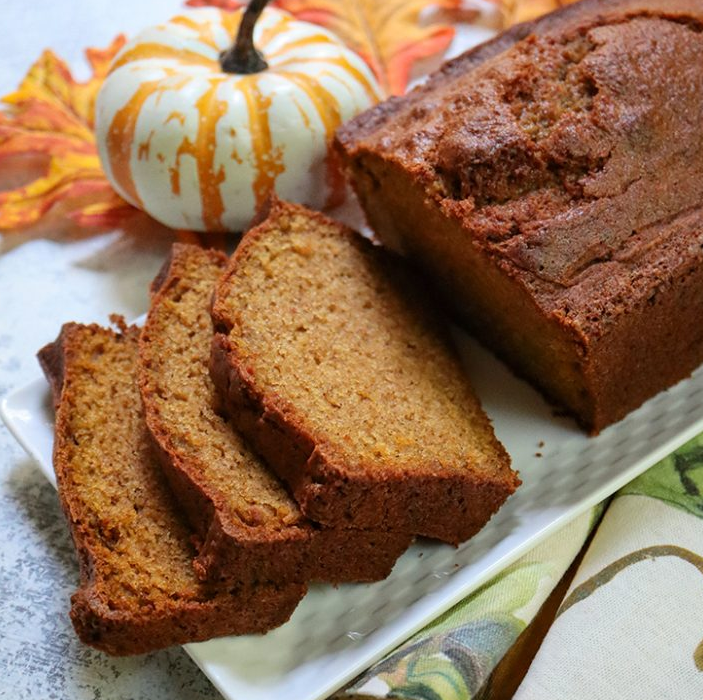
<box><xmin>0</xmin><ymin>2</ymin><xmax>222</xmax><ymax>691</ymax></box>
<box><xmin>0</xmin><ymin>233</ymin><xmax>221</xmax><ymax>698</ymax></box>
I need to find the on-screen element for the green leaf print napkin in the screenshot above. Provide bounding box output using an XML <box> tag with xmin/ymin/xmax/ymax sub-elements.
<box><xmin>337</xmin><ymin>435</ymin><xmax>703</xmax><ymax>700</ymax></box>
<box><xmin>513</xmin><ymin>434</ymin><xmax>703</xmax><ymax>699</ymax></box>
<box><xmin>336</xmin><ymin>507</ymin><xmax>601</xmax><ymax>699</ymax></box>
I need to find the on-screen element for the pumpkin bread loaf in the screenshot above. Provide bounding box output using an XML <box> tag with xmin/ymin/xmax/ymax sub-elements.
<box><xmin>210</xmin><ymin>200</ymin><xmax>519</xmax><ymax>544</ymax></box>
<box><xmin>38</xmin><ymin>322</ymin><xmax>304</xmax><ymax>656</ymax></box>
<box><xmin>335</xmin><ymin>0</ymin><xmax>703</xmax><ymax>433</ymax></box>
<box><xmin>139</xmin><ymin>244</ymin><xmax>411</xmax><ymax>584</ymax></box>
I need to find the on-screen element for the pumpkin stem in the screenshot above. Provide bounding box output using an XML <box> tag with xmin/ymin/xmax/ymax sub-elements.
<box><xmin>220</xmin><ymin>0</ymin><xmax>270</xmax><ymax>74</ymax></box>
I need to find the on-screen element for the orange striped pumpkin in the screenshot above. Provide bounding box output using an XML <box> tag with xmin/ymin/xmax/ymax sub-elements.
<box><xmin>95</xmin><ymin>7</ymin><xmax>382</xmax><ymax>232</ymax></box>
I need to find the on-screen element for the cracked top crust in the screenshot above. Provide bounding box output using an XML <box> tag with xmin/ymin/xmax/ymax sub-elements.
<box><xmin>337</xmin><ymin>0</ymin><xmax>703</xmax><ymax>334</ymax></box>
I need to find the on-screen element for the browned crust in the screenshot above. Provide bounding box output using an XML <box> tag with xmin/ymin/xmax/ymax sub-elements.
<box><xmin>335</xmin><ymin>0</ymin><xmax>703</xmax><ymax>434</ymax></box>
<box><xmin>141</xmin><ymin>243</ymin><xmax>411</xmax><ymax>584</ymax></box>
<box><xmin>37</xmin><ymin>328</ymin><xmax>70</xmax><ymax>412</ymax></box>
<box><xmin>336</xmin><ymin>0</ymin><xmax>703</xmax><ymax>149</ymax></box>
<box><xmin>69</xmin><ymin>580</ymin><xmax>303</xmax><ymax>656</ymax></box>
<box><xmin>582</xmin><ymin>253</ymin><xmax>703</xmax><ymax>431</ymax></box>
<box><xmin>210</xmin><ymin>200</ymin><xmax>519</xmax><ymax>545</ymax></box>
<box><xmin>38</xmin><ymin>322</ymin><xmax>305</xmax><ymax>656</ymax></box>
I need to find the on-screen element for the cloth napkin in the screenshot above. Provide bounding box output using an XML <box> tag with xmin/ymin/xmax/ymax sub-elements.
<box><xmin>336</xmin><ymin>508</ymin><xmax>600</xmax><ymax>698</ymax></box>
<box><xmin>514</xmin><ymin>434</ymin><xmax>703</xmax><ymax>699</ymax></box>
<box><xmin>338</xmin><ymin>434</ymin><xmax>703</xmax><ymax>699</ymax></box>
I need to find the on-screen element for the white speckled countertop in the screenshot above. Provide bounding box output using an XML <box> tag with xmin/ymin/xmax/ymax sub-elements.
<box><xmin>0</xmin><ymin>234</ymin><xmax>229</xmax><ymax>700</ymax></box>
<box><xmin>0</xmin><ymin>1</ymin><xmax>227</xmax><ymax>697</ymax></box>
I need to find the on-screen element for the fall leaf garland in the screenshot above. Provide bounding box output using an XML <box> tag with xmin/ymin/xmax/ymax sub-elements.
<box><xmin>0</xmin><ymin>0</ymin><xmax>577</xmax><ymax>235</ymax></box>
<box><xmin>273</xmin><ymin>0</ymin><xmax>460</xmax><ymax>96</ymax></box>
<box><xmin>186</xmin><ymin>0</ymin><xmax>462</xmax><ymax>96</ymax></box>
<box><xmin>0</xmin><ymin>37</ymin><xmax>138</xmax><ymax>231</ymax></box>
<box><xmin>497</xmin><ymin>0</ymin><xmax>578</xmax><ymax>26</ymax></box>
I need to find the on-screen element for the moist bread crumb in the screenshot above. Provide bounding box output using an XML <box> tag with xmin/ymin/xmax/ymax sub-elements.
<box><xmin>210</xmin><ymin>199</ymin><xmax>519</xmax><ymax>544</ymax></box>
<box><xmin>38</xmin><ymin>322</ymin><xmax>304</xmax><ymax>656</ymax></box>
<box><xmin>140</xmin><ymin>244</ymin><xmax>411</xmax><ymax>584</ymax></box>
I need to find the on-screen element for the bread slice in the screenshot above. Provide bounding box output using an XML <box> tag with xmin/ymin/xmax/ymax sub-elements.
<box><xmin>139</xmin><ymin>243</ymin><xmax>411</xmax><ymax>584</ymax></box>
<box><xmin>210</xmin><ymin>200</ymin><xmax>519</xmax><ymax>544</ymax></box>
<box><xmin>38</xmin><ymin>322</ymin><xmax>304</xmax><ymax>656</ymax></box>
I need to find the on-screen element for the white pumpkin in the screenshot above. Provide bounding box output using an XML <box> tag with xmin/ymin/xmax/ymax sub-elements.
<box><xmin>95</xmin><ymin>6</ymin><xmax>382</xmax><ymax>232</ymax></box>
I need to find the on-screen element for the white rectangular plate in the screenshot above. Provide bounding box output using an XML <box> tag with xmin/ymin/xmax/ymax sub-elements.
<box><xmin>4</xmin><ymin>333</ymin><xmax>703</xmax><ymax>700</ymax></box>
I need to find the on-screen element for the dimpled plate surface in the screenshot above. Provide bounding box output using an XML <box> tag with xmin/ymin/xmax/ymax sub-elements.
<box><xmin>4</xmin><ymin>330</ymin><xmax>703</xmax><ymax>700</ymax></box>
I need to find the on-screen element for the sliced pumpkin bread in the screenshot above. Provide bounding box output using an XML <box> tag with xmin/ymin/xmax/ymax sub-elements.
<box><xmin>210</xmin><ymin>199</ymin><xmax>520</xmax><ymax>544</ymax></box>
<box><xmin>139</xmin><ymin>243</ymin><xmax>411</xmax><ymax>585</ymax></box>
<box><xmin>38</xmin><ymin>322</ymin><xmax>304</xmax><ymax>656</ymax></box>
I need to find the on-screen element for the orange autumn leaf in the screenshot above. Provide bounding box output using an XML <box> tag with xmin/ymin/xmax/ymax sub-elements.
<box><xmin>275</xmin><ymin>0</ymin><xmax>460</xmax><ymax>95</ymax></box>
<box><xmin>0</xmin><ymin>36</ymin><xmax>139</xmax><ymax>232</ymax></box>
<box><xmin>498</xmin><ymin>0</ymin><xmax>578</xmax><ymax>26</ymax></box>
<box><xmin>186</xmin><ymin>0</ymin><xmax>460</xmax><ymax>95</ymax></box>
<box><xmin>186</xmin><ymin>0</ymin><xmax>243</xmax><ymax>8</ymax></box>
